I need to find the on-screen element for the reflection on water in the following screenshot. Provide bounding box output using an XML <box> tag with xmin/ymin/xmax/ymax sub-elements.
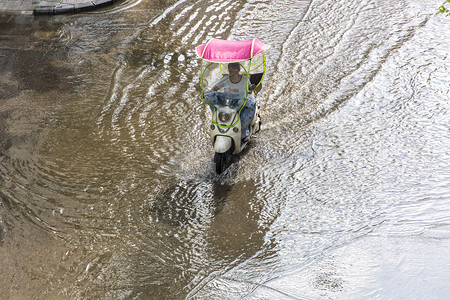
<box><xmin>1</xmin><ymin>0</ymin><xmax>450</xmax><ymax>298</ymax></box>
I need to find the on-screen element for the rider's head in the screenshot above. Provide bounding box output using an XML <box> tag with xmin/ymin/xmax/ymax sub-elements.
<box><xmin>228</xmin><ymin>63</ymin><xmax>240</xmax><ymax>73</ymax></box>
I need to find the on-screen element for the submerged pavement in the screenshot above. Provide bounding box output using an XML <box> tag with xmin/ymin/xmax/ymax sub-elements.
<box><xmin>0</xmin><ymin>0</ymin><xmax>118</xmax><ymax>15</ymax></box>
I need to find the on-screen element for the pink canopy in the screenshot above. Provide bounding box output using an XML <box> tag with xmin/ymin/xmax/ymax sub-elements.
<box><xmin>196</xmin><ymin>38</ymin><xmax>270</xmax><ymax>62</ymax></box>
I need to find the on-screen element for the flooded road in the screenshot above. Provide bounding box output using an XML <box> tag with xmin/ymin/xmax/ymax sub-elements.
<box><xmin>1</xmin><ymin>0</ymin><xmax>449</xmax><ymax>298</ymax></box>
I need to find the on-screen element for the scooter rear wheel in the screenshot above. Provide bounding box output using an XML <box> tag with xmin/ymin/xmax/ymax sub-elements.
<box><xmin>214</xmin><ymin>152</ymin><xmax>229</xmax><ymax>174</ymax></box>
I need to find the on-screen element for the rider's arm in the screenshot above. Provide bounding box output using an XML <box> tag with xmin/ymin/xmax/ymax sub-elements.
<box><xmin>255</xmin><ymin>83</ymin><xmax>262</xmax><ymax>94</ymax></box>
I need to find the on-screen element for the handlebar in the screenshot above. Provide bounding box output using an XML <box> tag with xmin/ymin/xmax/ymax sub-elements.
<box><xmin>204</xmin><ymin>91</ymin><xmax>240</xmax><ymax>106</ymax></box>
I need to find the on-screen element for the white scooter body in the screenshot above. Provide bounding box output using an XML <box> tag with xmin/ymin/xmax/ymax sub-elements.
<box><xmin>210</xmin><ymin>101</ymin><xmax>261</xmax><ymax>155</ymax></box>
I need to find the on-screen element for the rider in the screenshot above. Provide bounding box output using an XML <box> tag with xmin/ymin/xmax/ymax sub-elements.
<box><xmin>212</xmin><ymin>63</ymin><xmax>258</xmax><ymax>141</ymax></box>
<box><xmin>212</xmin><ymin>62</ymin><xmax>247</xmax><ymax>95</ymax></box>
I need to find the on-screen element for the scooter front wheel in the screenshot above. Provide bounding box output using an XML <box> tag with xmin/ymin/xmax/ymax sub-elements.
<box><xmin>214</xmin><ymin>152</ymin><xmax>229</xmax><ymax>174</ymax></box>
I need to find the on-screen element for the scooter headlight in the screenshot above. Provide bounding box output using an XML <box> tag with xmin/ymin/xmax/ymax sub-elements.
<box><xmin>218</xmin><ymin>111</ymin><xmax>231</xmax><ymax>123</ymax></box>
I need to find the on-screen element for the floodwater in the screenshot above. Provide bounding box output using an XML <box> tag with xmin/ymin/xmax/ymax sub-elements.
<box><xmin>1</xmin><ymin>0</ymin><xmax>449</xmax><ymax>298</ymax></box>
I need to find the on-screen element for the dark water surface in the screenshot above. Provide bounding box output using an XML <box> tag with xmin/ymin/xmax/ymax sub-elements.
<box><xmin>1</xmin><ymin>0</ymin><xmax>449</xmax><ymax>298</ymax></box>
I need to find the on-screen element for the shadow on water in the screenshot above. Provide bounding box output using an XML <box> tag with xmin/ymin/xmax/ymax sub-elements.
<box><xmin>149</xmin><ymin>178</ymin><xmax>231</xmax><ymax>227</ymax></box>
<box><xmin>149</xmin><ymin>138</ymin><xmax>261</xmax><ymax>227</ymax></box>
<box><xmin>142</xmin><ymin>173</ymin><xmax>272</xmax><ymax>299</ymax></box>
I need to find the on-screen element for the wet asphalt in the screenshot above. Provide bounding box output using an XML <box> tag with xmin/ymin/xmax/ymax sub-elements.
<box><xmin>0</xmin><ymin>0</ymin><xmax>119</xmax><ymax>15</ymax></box>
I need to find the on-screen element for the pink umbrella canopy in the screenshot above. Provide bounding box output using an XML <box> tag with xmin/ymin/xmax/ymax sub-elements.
<box><xmin>196</xmin><ymin>38</ymin><xmax>270</xmax><ymax>62</ymax></box>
